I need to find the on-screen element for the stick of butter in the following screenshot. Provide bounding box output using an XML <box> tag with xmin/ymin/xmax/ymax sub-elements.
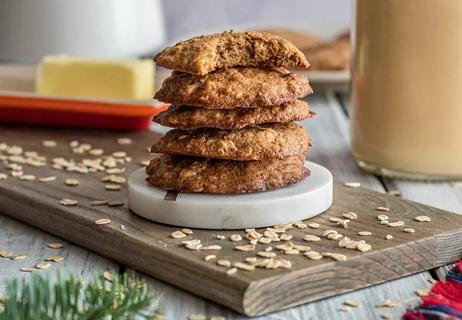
<box><xmin>36</xmin><ymin>55</ymin><xmax>154</xmax><ymax>100</ymax></box>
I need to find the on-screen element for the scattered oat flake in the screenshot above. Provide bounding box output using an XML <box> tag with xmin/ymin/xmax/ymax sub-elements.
<box><xmin>202</xmin><ymin>245</ymin><xmax>222</xmax><ymax>250</ymax></box>
<box><xmin>304</xmin><ymin>235</ymin><xmax>321</xmax><ymax>242</ymax></box>
<box><xmin>18</xmin><ymin>175</ymin><xmax>36</xmax><ymax>181</ymax></box>
<box><xmin>11</xmin><ymin>254</ymin><xmax>27</xmax><ymax>260</ymax></box>
<box><xmin>0</xmin><ymin>249</ymin><xmax>13</xmax><ymax>258</ymax></box>
<box><xmin>117</xmin><ymin>138</ymin><xmax>132</xmax><ymax>145</ymax></box>
<box><xmin>42</xmin><ymin>140</ymin><xmax>57</xmax><ymax>147</ymax></box>
<box><xmin>245</xmin><ymin>257</ymin><xmax>258</xmax><ymax>264</ymax></box>
<box><xmin>105</xmin><ymin>184</ymin><xmax>121</xmax><ymax>191</ymax></box>
<box><xmin>388</xmin><ymin>221</ymin><xmax>404</xmax><ymax>227</ymax></box>
<box><xmin>344</xmin><ymin>182</ymin><xmax>361</xmax><ymax>188</ymax></box>
<box><xmin>103</xmin><ymin>271</ymin><xmax>113</xmax><ymax>282</ymax></box>
<box><xmin>308</xmin><ymin>222</ymin><xmax>320</xmax><ymax>229</ymax></box>
<box><xmin>257</xmin><ymin>251</ymin><xmax>276</xmax><ymax>258</ymax></box>
<box><xmin>229</xmin><ymin>234</ymin><xmax>242</xmax><ymax>242</ymax></box>
<box><xmin>39</xmin><ymin>176</ymin><xmax>56</xmax><ymax>182</ymax></box>
<box><xmin>0</xmin><ymin>173</ymin><xmax>7</xmax><ymax>180</ymax></box>
<box><xmin>377</xmin><ymin>214</ymin><xmax>389</xmax><ymax>221</ymax></box>
<box><xmin>20</xmin><ymin>267</ymin><xmax>34</xmax><ymax>272</ymax></box>
<box><xmin>279</xmin><ymin>234</ymin><xmax>292</xmax><ymax>241</ymax></box>
<box><xmin>187</xmin><ymin>315</ymin><xmax>206</xmax><ymax>320</ymax></box>
<box><xmin>89</xmin><ymin>148</ymin><xmax>104</xmax><ymax>156</ymax></box>
<box><xmin>403</xmin><ymin>227</ymin><xmax>415</xmax><ymax>233</ymax></box>
<box><xmin>226</xmin><ymin>267</ymin><xmax>238</xmax><ymax>275</ymax></box>
<box><xmin>171</xmin><ymin>230</ymin><xmax>186</xmax><ymax>239</ymax></box>
<box><xmin>265</xmin><ymin>246</ymin><xmax>273</xmax><ymax>252</ymax></box>
<box><xmin>217</xmin><ymin>259</ymin><xmax>231</xmax><ymax>267</ymax></box>
<box><xmin>94</xmin><ymin>218</ymin><xmax>111</xmax><ymax>225</ymax></box>
<box><xmin>415</xmin><ymin>215</ymin><xmax>431</xmax><ymax>222</ymax></box>
<box><xmin>107</xmin><ymin>200</ymin><xmax>124</xmax><ymax>207</ymax></box>
<box><xmin>387</xmin><ymin>190</ymin><xmax>401</xmax><ymax>197</ymax></box>
<box><xmin>65</xmin><ymin>178</ymin><xmax>79</xmax><ymax>186</ymax></box>
<box><xmin>140</xmin><ymin>160</ymin><xmax>150</xmax><ymax>166</ymax></box>
<box><xmin>210</xmin><ymin>316</ymin><xmax>225</xmax><ymax>320</ymax></box>
<box><xmin>305</xmin><ymin>251</ymin><xmax>323</xmax><ymax>260</ymax></box>
<box><xmin>59</xmin><ymin>198</ymin><xmax>77</xmax><ymax>206</ymax></box>
<box><xmin>322</xmin><ymin>252</ymin><xmax>347</xmax><ymax>261</ymax></box>
<box><xmin>36</xmin><ymin>262</ymin><xmax>52</xmax><ymax>269</ymax></box>
<box><xmin>233</xmin><ymin>262</ymin><xmax>255</xmax><ymax>271</ymax></box>
<box><xmin>216</xmin><ymin>235</ymin><xmax>225</xmax><ymax>240</ymax></box>
<box><xmin>120</xmin><ymin>224</ymin><xmax>126</xmax><ymax>231</ymax></box>
<box><xmin>357</xmin><ymin>243</ymin><xmax>372</xmax><ymax>252</ymax></box>
<box><xmin>375</xmin><ymin>299</ymin><xmax>401</xmax><ymax>308</ymax></box>
<box><xmin>376</xmin><ymin>206</ymin><xmax>390</xmax><ymax>211</ymax></box>
<box><xmin>385</xmin><ymin>234</ymin><xmax>393</xmax><ymax>240</ymax></box>
<box><xmin>90</xmin><ymin>200</ymin><xmax>109</xmax><ymax>206</ymax></box>
<box><xmin>343</xmin><ymin>212</ymin><xmax>358</xmax><ymax>220</ymax></box>
<box><xmin>358</xmin><ymin>231</ymin><xmax>372</xmax><ymax>236</ymax></box>
<box><xmin>415</xmin><ymin>288</ymin><xmax>430</xmax><ymax>297</ymax></box>
<box><xmin>338</xmin><ymin>306</ymin><xmax>350</xmax><ymax>312</ymax></box>
<box><xmin>46</xmin><ymin>255</ymin><xmax>65</xmax><ymax>262</ymax></box>
<box><xmin>185</xmin><ymin>243</ymin><xmax>202</xmax><ymax>250</ymax></box>
<box><xmin>343</xmin><ymin>300</ymin><xmax>360</xmax><ymax>307</ymax></box>
<box><xmin>235</xmin><ymin>244</ymin><xmax>255</xmax><ymax>252</ymax></box>
<box><xmin>112</xmin><ymin>151</ymin><xmax>127</xmax><ymax>158</ymax></box>
<box><xmin>47</xmin><ymin>243</ymin><xmax>64</xmax><ymax>249</ymax></box>
<box><xmin>181</xmin><ymin>228</ymin><xmax>193</xmax><ymax>235</ymax></box>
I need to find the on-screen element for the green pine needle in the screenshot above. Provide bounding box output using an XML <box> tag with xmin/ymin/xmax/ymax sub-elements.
<box><xmin>0</xmin><ymin>271</ymin><xmax>159</xmax><ymax>320</ymax></box>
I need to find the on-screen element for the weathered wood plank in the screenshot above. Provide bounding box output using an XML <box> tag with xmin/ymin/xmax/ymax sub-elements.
<box><xmin>132</xmin><ymin>261</ymin><xmax>431</xmax><ymax>319</ymax></box>
<box><xmin>0</xmin><ymin>214</ymin><xmax>117</xmax><ymax>295</ymax></box>
<box><xmin>2</xmin><ymin>122</ymin><xmax>460</xmax><ymax>316</ymax></box>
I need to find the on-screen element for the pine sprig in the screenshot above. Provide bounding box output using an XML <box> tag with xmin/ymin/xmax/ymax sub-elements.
<box><xmin>0</xmin><ymin>271</ymin><xmax>159</xmax><ymax>320</ymax></box>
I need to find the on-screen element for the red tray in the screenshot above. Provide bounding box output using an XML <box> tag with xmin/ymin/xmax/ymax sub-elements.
<box><xmin>0</xmin><ymin>92</ymin><xmax>168</xmax><ymax>131</ymax></box>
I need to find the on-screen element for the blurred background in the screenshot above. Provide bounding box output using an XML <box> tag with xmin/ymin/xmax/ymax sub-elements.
<box><xmin>0</xmin><ymin>0</ymin><xmax>352</xmax><ymax>131</ymax></box>
<box><xmin>162</xmin><ymin>0</ymin><xmax>351</xmax><ymax>41</ymax></box>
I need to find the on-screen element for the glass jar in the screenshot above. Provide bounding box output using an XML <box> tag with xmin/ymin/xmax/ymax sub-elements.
<box><xmin>351</xmin><ymin>0</ymin><xmax>462</xmax><ymax>180</ymax></box>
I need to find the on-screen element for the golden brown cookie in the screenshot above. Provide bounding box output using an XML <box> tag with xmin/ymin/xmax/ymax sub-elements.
<box><xmin>151</xmin><ymin>122</ymin><xmax>311</xmax><ymax>161</ymax></box>
<box><xmin>146</xmin><ymin>154</ymin><xmax>309</xmax><ymax>194</ymax></box>
<box><xmin>154</xmin><ymin>67</ymin><xmax>312</xmax><ymax>109</ymax></box>
<box><xmin>303</xmin><ymin>38</ymin><xmax>351</xmax><ymax>70</ymax></box>
<box><xmin>154</xmin><ymin>31</ymin><xmax>310</xmax><ymax>75</ymax></box>
<box><xmin>258</xmin><ymin>29</ymin><xmax>321</xmax><ymax>51</ymax></box>
<box><xmin>154</xmin><ymin>100</ymin><xmax>314</xmax><ymax>130</ymax></box>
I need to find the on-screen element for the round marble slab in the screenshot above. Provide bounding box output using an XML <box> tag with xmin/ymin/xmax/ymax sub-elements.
<box><xmin>128</xmin><ymin>161</ymin><xmax>333</xmax><ymax>229</ymax></box>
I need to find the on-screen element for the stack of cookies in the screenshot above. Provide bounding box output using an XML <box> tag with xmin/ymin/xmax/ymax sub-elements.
<box><xmin>147</xmin><ymin>31</ymin><xmax>314</xmax><ymax>194</ymax></box>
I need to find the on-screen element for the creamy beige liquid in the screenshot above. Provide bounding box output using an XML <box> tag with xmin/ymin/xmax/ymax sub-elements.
<box><xmin>351</xmin><ymin>0</ymin><xmax>462</xmax><ymax>179</ymax></box>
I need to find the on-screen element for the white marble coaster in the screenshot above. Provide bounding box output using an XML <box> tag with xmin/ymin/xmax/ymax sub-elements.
<box><xmin>128</xmin><ymin>161</ymin><xmax>333</xmax><ymax>229</ymax></box>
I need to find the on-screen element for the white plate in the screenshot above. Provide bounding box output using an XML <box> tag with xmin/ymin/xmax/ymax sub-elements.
<box><xmin>128</xmin><ymin>161</ymin><xmax>333</xmax><ymax>229</ymax></box>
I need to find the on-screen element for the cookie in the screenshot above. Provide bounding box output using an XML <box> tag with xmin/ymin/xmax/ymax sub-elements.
<box><xmin>303</xmin><ymin>38</ymin><xmax>351</xmax><ymax>70</ymax></box>
<box><xmin>150</xmin><ymin>122</ymin><xmax>311</xmax><ymax>161</ymax></box>
<box><xmin>154</xmin><ymin>31</ymin><xmax>310</xmax><ymax>75</ymax></box>
<box><xmin>154</xmin><ymin>67</ymin><xmax>312</xmax><ymax>109</ymax></box>
<box><xmin>258</xmin><ymin>29</ymin><xmax>321</xmax><ymax>51</ymax></box>
<box><xmin>154</xmin><ymin>100</ymin><xmax>314</xmax><ymax>130</ymax></box>
<box><xmin>146</xmin><ymin>154</ymin><xmax>309</xmax><ymax>194</ymax></box>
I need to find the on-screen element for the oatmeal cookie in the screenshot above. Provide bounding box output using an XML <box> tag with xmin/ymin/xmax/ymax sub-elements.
<box><xmin>146</xmin><ymin>154</ymin><xmax>308</xmax><ymax>193</ymax></box>
<box><xmin>150</xmin><ymin>122</ymin><xmax>311</xmax><ymax>161</ymax></box>
<box><xmin>154</xmin><ymin>100</ymin><xmax>313</xmax><ymax>130</ymax></box>
<box><xmin>154</xmin><ymin>67</ymin><xmax>312</xmax><ymax>109</ymax></box>
<box><xmin>154</xmin><ymin>31</ymin><xmax>310</xmax><ymax>75</ymax></box>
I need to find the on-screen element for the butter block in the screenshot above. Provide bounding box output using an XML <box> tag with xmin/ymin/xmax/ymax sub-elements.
<box><xmin>36</xmin><ymin>55</ymin><xmax>154</xmax><ymax>100</ymax></box>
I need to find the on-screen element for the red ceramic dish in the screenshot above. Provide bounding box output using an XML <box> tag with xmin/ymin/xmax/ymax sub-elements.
<box><xmin>0</xmin><ymin>92</ymin><xmax>167</xmax><ymax>131</ymax></box>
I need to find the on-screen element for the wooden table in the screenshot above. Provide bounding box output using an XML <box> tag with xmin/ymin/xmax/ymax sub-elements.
<box><xmin>0</xmin><ymin>91</ymin><xmax>458</xmax><ymax>319</ymax></box>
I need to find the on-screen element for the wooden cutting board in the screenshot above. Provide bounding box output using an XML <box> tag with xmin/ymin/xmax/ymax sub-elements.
<box><xmin>1</xmin><ymin>125</ymin><xmax>462</xmax><ymax>316</ymax></box>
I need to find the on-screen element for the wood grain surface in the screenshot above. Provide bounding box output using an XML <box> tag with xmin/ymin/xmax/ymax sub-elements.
<box><xmin>0</xmin><ymin>124</ymin><xmax>461</xmax><ymax>316</ymax></box>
